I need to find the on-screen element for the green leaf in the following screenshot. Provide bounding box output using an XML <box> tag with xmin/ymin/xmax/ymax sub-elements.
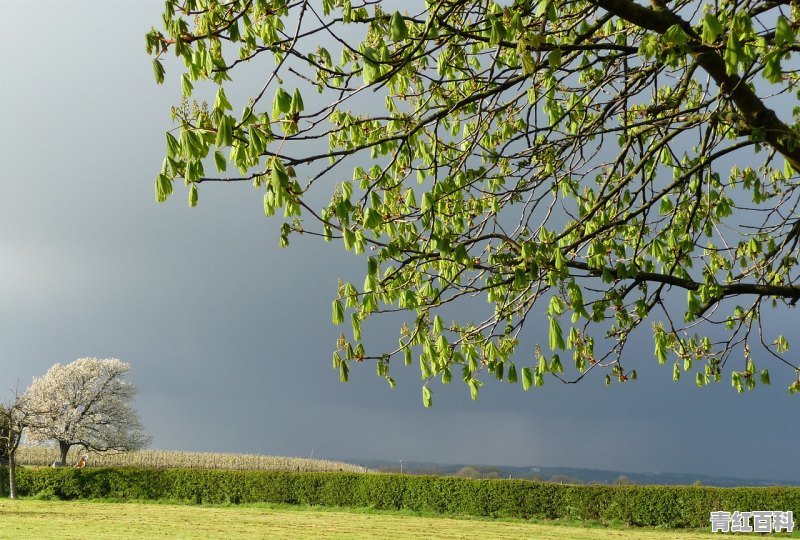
<box><xmin>663</xmin><ymin>24</ymin><xmax>689</xmax><ymax>46</ymax></box>
<box><xmin>537</xmin><ymin>354</ymin><xmax>547</xmax><ymax>375</ymax></box>
<box><xmin>422</xmin><ymin>386</ymin><xmax>432</xmax><ymax>407</ymax></box>
<box><xmin>468</xmin><ymin>378</ymin><xmax>482</xmax><ymax>400</ymax></box>
<box><xmin>363</xmin><ymin>208</ymin><xmax>383</xmax><ymax>229</ymax></box>
<box><xmin>441</xmin><ymin>367</ymin><xmax>452</xmax><ymax>384</ymax></box>
<box><xmin>332</xmin><ymin>299</ymin><xmax>344</xmax><ymax>325</ymax></box>
<box><xmin>521</xmin><ymin>51</ymin><xmax>536</xmax><ymax>75</ymax></box>
<box><xmin>214</xmin><ymin>87</ymin><xmax>232</xmax><ymax>112</ymax></box>
<box><xmin>165</xmin><ymin>133</ymin><xmax>180</xmax><ymax>158</ymax></box>
<box><xmin>549</xmin><ymin>355</ymin><xmax>563</xmax><ymax>374</ymax></box>
<box><xmin>775</xmin><ymin>334</ymin><xmax>789</xmax><ymax>353</ymax></box>
<box><xmin>351</xmin><ymin>312</ymin><xmax>361</xmax><ymax>341</ymax></box>
<box><xmin>687</xmin><ymin>290</ymin><xmax>700</xmax><ymax>317</ymax></box>
<box><xmin>341</xmin><ymin>181</ymin><xmax>353</xmax><ymax>200</ymax></box>
<box><xmin>360</xmin><ymin>45</ymin><xmax>381</xmax><ymax>84</ymax></box>
<box><xmin>155</xmin><ymin>173</ymin><xmax>173</xmax><ymax>203</ymax></box>
<box><xmin>535</xmin><ymin>1</ymin><xmax>549</xmax><ymax>17</ymax></box>
<box><xmin>264</xmin><ymin>192</ymin><xmax>274</xmax><ymax>217</ymax></box>
<box><xmin>507</xmin><ymin>362</ymin><xmax>517</xmax><ymax>384</ymax></box>
<box><xmin>489</xmin><ymin>16</ymin><xmax>506</xmax><ymax>46</ymax></box>
<box><xmin>731</xmin><ymin>371</ymin><xmax>743</xmax><ymax>393</ymax></box>
<box><xmin>214</xmin><ymin>116</ymin><xmax>232</xmax><ymax>148</ymax></box>
<box><xmin>421</xmin><ymin>192</ymin><xmax>434</xmax><ymax>213</ymax></box>
<box><xmin>420</xmin><ymin>354</ymin><xmax>431</xmax><ymax>378</ymax></box>
<box><xmin>492</xmin><ymin>360</ymin><xmax>504</xmax><ymax>380</ymax></box>
<box><xmin>181</xmin><ymin>73</ymin><xmax>193</xmax><ymax>96</ymax></box>
<box><xmin>553</xmin><ymin>248</ymin><xmax>567</xmax><ymax>271</ymax></box>
<box><xmin>548</xmin><ymin>317</ymin><xmax>565</xmax><ymax>350</ymax></box>
<box><xmin>522</xmin><ymin>367</ymin><xmax>533</xmax><ymax>391</ymax></box>
<box><xmin>548</xmin><ymin>296</ymin><xmax>564</xmax><ymax>316</ymax></box>
<box><xmin>701</xmin><ymin>14</ymin><xmax>723</xmax><ymax>44</ymax></box>
<box><xmin>467</xmin><ymin>350</ymin><xmax>479</xmax><ymax>372</ymax></box>
<box><xmin>152</xmin><ymin>59</ymin><xmax>166</xmax><ymax>84</ymax></box>
<box><xmin>724</xmin><ymin>33</ymin><xmax>743</xmax><ymax>74</ymax></box>
<box><xmin>291</xmin><ymin>88</ymin><xmax>304</xmax><ymax>113</ymax></box>
<box><xmin>213</xmin><ymin>151</ymin><xmax>227</xmax><ymax>172</ymax></box>
<box><xmin>271</xmin><ymin>159</ymin><xmax>289</xmax><ymax>192</ymax></box>
<box><xmin>272</xmin><ymin>88</ymin><xmax>292</xmax><ymax>118</ymax></box>
<box><xmin>548</xmin><ymin>48</ymin><xmax>562</xmax><ymax>69</ymax></box>
<box><xmin>188</xmin><ymin>183</ymin><xmax>198</xmax><ymax>207</ymax></box>
<box><xmin>775</xmin><ymin>16</ymin><xmax>794</xmax><ymax>46</ymax></box>
<box><xmin>433</xmin><ymin>315</ymin><xmax>444</xmax><ymax>334</ymax></box>
<box><xmin>763</xmin><ymin>51</ymin><xmax>783</xmax><ymax>83</ymax></box>
<box><xmin>390</xmin><ymin>11</ymin><xmax>408</xmax><ymax>41</ymax></box>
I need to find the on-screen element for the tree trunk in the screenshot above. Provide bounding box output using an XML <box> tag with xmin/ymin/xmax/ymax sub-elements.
<box><xmin>59</xmin><ymin>441</ymin><xmax>71</xmax><ymax>466</ymax></box>
<box><xmin>8</xmin><ymin>454</ymin><xmax>16</xmax><ymax>499</ymax></box>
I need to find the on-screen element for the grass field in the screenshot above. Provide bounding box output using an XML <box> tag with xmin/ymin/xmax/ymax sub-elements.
<box><xmin>14</xmin><ymin>447</ymin><xmax>367</xmax><ymax>473</ymax></box>
<box><xmin>0</xmin><ymin>499</ymin><xmax>721</xmax><ymax>539</ymax></box>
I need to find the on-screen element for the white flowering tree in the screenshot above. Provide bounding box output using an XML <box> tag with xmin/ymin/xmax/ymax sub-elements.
<box><xmin>24</xmin><ymin>358</ymin><xmax>151</xmax><ymax>465</ymax></box>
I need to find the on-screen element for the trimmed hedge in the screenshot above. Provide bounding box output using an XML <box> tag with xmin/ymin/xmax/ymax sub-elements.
<box><xmin>5</xmin><ymin>466</ymin><xmax>800</xmax><ymax>528</ymax></box>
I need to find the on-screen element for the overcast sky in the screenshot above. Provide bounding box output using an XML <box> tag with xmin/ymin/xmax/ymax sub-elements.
<box><xmin>1</xmin><ymin>0</ymin><xmax>798</xmax><ymax>482</ymax></box>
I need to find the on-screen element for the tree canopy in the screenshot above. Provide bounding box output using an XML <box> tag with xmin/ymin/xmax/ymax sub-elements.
<box><xmin>25</xmin><ymin>358</ymin><xmax>150</xmax><ymax>464</ymax></box>
<box><xmin>148</xmin><ymin>0</ymin><xmax>800</xmax><ymax>403</ymax></box>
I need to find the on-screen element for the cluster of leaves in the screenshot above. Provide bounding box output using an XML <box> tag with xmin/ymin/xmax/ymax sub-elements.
<box><xmin>148</xmin><ymin>0</ymin><xmax>800</xmax><ymax>403</ymax></box>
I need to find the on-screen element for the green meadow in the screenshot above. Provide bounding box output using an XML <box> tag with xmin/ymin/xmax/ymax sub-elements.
<box><xmin>0</xmin><ymin>499</ymin><xmax>725</xmax><ymax>539</ymax></box>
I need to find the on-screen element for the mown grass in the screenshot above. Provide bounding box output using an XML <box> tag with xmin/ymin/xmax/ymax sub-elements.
<box><xmin>0</xmin><ymin>499</ymin><xmax>730</xmax><ymax>539</ymax></box>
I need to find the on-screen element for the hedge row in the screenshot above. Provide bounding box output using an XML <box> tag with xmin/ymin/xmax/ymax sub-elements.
<box><xmin>3</xmin><ymin>467</ymin><xmax>799</xmax><ymax>528</ymax></box>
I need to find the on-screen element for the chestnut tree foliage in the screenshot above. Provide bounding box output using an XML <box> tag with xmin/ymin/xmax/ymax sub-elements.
<box><xmin>25</xmin><ymin>358</ymin><xmax>150</xmax><ymax>465</ymax></box>
<box><xmin>148</xmin><ymin>0</ymin><xmax>800</xmax><ymax>404</ymax></box>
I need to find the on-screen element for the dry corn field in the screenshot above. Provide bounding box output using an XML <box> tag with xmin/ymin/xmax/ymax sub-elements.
<box><xmin>15</xmin><ymin>446</ymin><xmax>369</xmax><ymax>473</ymax></box>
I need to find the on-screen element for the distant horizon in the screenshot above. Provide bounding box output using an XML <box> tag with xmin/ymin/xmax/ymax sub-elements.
<box><xmin>11</xmin><ymin>440</ymin><xmax>795</xmax><ymax>485</ymax></box>
<box><xmin>347</xmin><ymin>456</ymin><xmax>792</xmax><ymax>481</ymax></box>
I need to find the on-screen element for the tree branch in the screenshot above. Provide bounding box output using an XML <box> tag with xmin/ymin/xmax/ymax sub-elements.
<box><xmin>568</xmin><ymin>260</ymin><xmax>800</xmax><ymax>299</ymax></box>
<box><xmin>590</xmin><ymin>0</ymin><xmax>800</xmax><ymax>170</ymax></box>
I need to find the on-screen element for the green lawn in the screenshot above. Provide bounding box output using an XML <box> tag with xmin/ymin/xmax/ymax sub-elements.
<box><xmin>0</xmin><ymin>499</ymin><xmax>724</xmax><ymax>539</ymax></box>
